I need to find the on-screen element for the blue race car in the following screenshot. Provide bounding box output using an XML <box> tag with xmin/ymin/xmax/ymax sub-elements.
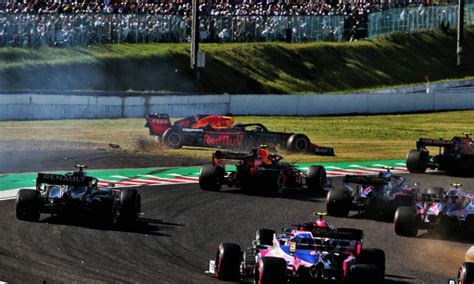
<box><xmin>15</xmin><ymin>165</ymin><xmax>141</xmax><ymax>226</ymax></box>
<box><xmin>326</xmin><ymin>168</ymin><xmax>419</xmax><ymax>218</ymax></box>
<box><xmin>394</xmin><ymin>183</ymin><xmax>474</xmax><ymax>238</ymax></box>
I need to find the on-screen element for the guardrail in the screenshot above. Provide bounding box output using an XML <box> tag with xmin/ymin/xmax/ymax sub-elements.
<box><xmin>1</xmin><ymin>89</ymin><xmax>473</xmax><ymax>120</ymax></box>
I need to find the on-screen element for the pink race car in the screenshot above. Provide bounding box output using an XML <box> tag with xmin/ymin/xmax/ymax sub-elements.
<box><xmin>207</xmin><ymin>213</ymin><xmax>385</xmax><ymax>283</ymax></box>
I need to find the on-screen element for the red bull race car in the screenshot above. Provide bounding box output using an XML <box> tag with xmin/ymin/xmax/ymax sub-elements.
<box><xmin>394</xmin><ymin>183</ymin><xmax>474</xmax><ymax>238</ymax></box>
<box><xmin>198</xmin><ymin>147</ymin><xmax>328</xmax><ymax>195</ymax></box>
<box><xmin>207</xmin><ymin>212</ymin><xmax>385</xmax><ymax>284</ymax></box>
<box><xmin>15</xmin><ymin>165</ymin><xmax>141</xmax><ymax>226</ymax></box>
<box><xmin>145</xmin><ymin>113</ymin><xmax>335</xmax><ymax>155</ymax></box>
<box><xmin>406</xmin><ymin>133</ymin><xmax>474</xmax><ymax>175</ymax></box>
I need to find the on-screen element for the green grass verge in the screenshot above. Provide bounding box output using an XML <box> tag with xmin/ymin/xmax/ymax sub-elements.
<box><xmin>0</xmin><ymin>27</ymin><xmax>473</xmax><ymax>93</ymax></box>
<box><xmin>1</xmin><ymin>110</ymin><xmax>473</xmax><ymax>163</ymax></box>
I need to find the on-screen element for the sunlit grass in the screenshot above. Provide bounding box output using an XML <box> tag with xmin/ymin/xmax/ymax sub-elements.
<box><xmin>2</xmin><ymin>110</ymin><xmax>472</xmax><ymax>164</ymax></box>
<box><xmin>0</xmin><ymin>27</ymin><xmax>473</xmax><ymax>93</ymax></box>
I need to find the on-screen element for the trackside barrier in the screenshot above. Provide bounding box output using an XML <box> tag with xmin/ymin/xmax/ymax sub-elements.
<box><xmin>1</xmin><ymin>91</ymin><xmax>474</xmax><ymax>120</ymax></box>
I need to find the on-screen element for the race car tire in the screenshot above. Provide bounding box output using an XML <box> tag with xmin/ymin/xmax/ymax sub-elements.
<box><xmin>97</xmin><ymin>198</ymin><xmax>117</xmax><ymax>227</ymax></box>
<box><xmin>256</xmin><ymin>229</ymin><xmax>275</xmax><ymax>246</ymax></box>
<box><xmin>274</xmin><ymin>171</ymin><xmax>286</xmax><ymax>196</ymax></box>
<box><xmin>406</xmin><ymin>149</ymin><xmax>428</xmax><ymax>173</ymax></box>
<box><xmin>215</xmin><ymin>242</ymin><xmax>241</xmax><ymax>281</ymax></box>
<box><xmin>438</xmin><ymin>214</ymin><xmax>456</xmax><ymax>239</ymax></box>
<box><xmin>286</xmin><ymin>134</ymin><xmax>310</xmax><ymax>153</ymax></box>
<box><xmin>426</xmin><ymin>187</ymin><xmax>445</xmax><ymax>195</ymax></box>
<box><xmin>349</xmin><ymin>264</ymin><xmax>381</xmax><ymax>284</ymax></box>
<box><xmin>162</xmin><ymin>128</ymin><xmax>184</xmax><ymax>149</ymax></box>
<box><xmin>119</xmin><ymin>189</ymin><xmax>140</xmax><ymax>222</ymax></box>
<box><xmin>306</xmin><ymin>165</ymin><xmax>326</xmax><ymax>193</ymax></box>
<box><xmin>457</xmin><ymin>262</ymin><xmax>474</xmax><ymax>284</ymax></box>
<box><xmin>16</xmin><ymin>189</ymin><xmax>41</xmax><ymax>222</ymax></box>
<box><xmin>357</xmin><ymin>248</ymin><xmax>385</xmax><ymax>281</ymax></box>
<box><xmin>257</xmin><ymin>257</ymin><xmax>287</xmax><ymax>284</ymax></box>
<box><xmin>199</xmin><ymin>164</ymin><xmax>224</xmax><ymax>191</ymax></box>
<box><xmin>394</xmin><ymin>206</ymin><xmax>419</xmax><ymax>237</ymax></box>
<box><xmin>393</xmin><ymin>194</ymin><xmax>414</xmax><ymax>208</ymax></box>
<box><xmin>465</xmin><ymin>215</ymin><xmax>474</xmax><ymax>239</ymax></box>
<box><xmin>326</xmin><ymin>188</ymin><xmax>351</xmax><ymax>217</ymax></box>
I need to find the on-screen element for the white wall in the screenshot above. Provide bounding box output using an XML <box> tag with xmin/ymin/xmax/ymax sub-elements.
<box><xmin>0</xmin><ymin>91</ymin><xmax>473</xmax><ymax>120</ymax></box>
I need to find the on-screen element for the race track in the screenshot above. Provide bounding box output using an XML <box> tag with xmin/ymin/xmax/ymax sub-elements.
<box><xmin>0</xmin><ymin>172</ymin><xmax>472</xmax><ymax>283</ymax></box>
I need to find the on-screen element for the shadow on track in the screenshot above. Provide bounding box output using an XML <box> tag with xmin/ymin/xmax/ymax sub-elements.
<box><xmin>417</xmin><ymin>229</ymin><xmax>474</xmax><ymax>244</ymax></box>
<box><xmin>213</xmin><ymin>187</ymin><xmax>328</xmax><ymax>202</ymax></box>
<box><xmin>40</xmin><ymin>215</ymin><xmax>184</xmax><ymax>237</ymax></box>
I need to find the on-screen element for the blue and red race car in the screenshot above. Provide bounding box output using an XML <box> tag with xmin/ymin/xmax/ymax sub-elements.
<box><xmin>326</xmin><ymin>168</ymin><xmax>418</xmax><ymax>218</ymax></box>
<box><xmin>145</xmin><ymin>113</ymin><xmax>335</xmax><ymax>155</ymax></box>
<box><xmin>208</xmin><ymin>212</ymin><xmax>385</xmax><ymax>284</ymax></box>
<box><xmin>394</xmin><ymin>183</ymin><xmax>474</xmax><ymax>238</ymax></box>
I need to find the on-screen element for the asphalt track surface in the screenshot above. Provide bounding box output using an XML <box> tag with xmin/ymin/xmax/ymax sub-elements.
<box><xmin>1</xmin><ymin>171</ymin><xmax>473</xmax><ymax>283</ymax></box>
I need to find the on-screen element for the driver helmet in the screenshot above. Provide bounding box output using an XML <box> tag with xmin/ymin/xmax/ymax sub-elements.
<box><xmin>314</xmin><ymin>218</ymin><xmax>329</xmax><ymax>228</ymax></box>
<box><xmin>257</xmin><ymin>145</ymin><xmax>271</xmax><ymax>162</ymax></box>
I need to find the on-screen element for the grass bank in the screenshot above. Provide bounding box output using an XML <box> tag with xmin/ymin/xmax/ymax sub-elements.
<box><xmin>0</xmin><ymin>27</ymin><xmax>473</xmax><ymax>93</ymax></box>
<box><xmin>1</xmin><ymin>110</ymin><xmax>473</xmax><ymax>163</ymax></box>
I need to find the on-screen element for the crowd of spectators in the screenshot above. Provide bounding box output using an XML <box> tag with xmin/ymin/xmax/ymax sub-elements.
<box><xmin>1</xmin><ymin>0</ymin><xmax>430</xmax><ymax>16</ymax></box>
<box><xmin>0</xmin><ymin>0</ymin><xmax>445</xmax><ymax>47</ymax></box>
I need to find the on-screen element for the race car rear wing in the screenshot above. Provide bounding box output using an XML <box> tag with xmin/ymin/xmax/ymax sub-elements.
<box><xmin>145</xmin><ymin>113</ymin><xmax>172</xmax><ymax>136</ymax></box>
<box><xmin>293</xmin><ymin>224</ymin><xmax>363</xmax><ymax>241</ymax></box>
<box><xmin>416</xmin><ymin>138</ymin><xmax>454</xmax><ymax>148</ymax></box>
<box><xmin>310</xmin><ymin>228</ymin><xmax>363</xmax><ymax>253</ymax></box>
<box><xmin>212</xmin><ymin>150</ymin><xmax>254</xmax><ymax>164</ymax></box>
<box><xmin>330</xmin><ymin>228</ymin><xmax>364</xmax><ymax>241</ymax></box>
<box><xmin>418</xmin><ymin>193</ymin><xmax>465</xmax><ymax>203</ymax></box>
<box><xmin>36</xmin><ymin>173</ymin><xmax>97</xmax><ymax>187</ymax></box>
<box><xmin>343</xmin><ymin>175</ymin><xmax>389</xmax><ymax>186</ymax></box>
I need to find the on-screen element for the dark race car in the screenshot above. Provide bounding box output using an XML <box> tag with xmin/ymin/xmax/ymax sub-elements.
<box><xmin>207</xmin><ymin>212</ymin><xmax>385</xmax><ymax>284</ymax></box>
<box><xmin>145</xmin><ymin>113</ymin><xmax>335</xmax><ymax>155</ymax></box>
<box><xmin>325</xmin><ymin>168</ymin><xmax>418</xmax><ymax>218</ymax></box>
<box><xmin>406</xmin><ymin>133</ymin><xmax>474</xmax><ymax>175</ymax></box>
<box><xmin>198</xmin><ymin>147</ymin><xmax>328</xmax><ymax>195</ymax></box>
<box><xmin>394</xmin><ymin>183</ymin><xmax>474</xmax><ymax>238</ymax></box>
<box><xmin>15</xmin><ymin>165</ymin><xmax>141</xmax><ymax>226</ymax></box>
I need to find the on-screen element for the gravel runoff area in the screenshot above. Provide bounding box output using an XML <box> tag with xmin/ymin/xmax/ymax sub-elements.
<box><xmin>0</xmin><ymin>139</ymin><xmax>206</xmax><ymax>174</ymax></box>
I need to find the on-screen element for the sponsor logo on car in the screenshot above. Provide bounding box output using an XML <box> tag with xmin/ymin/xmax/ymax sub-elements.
<box><xmin>204</xmin><ymin>134</ymin><xmax>244</xmax><ymax>146</ymax></box>
<box><xmin>182</xmin><ymin>128</ymin><xmax>204</xmax><ymax>132</ymax></box>
<box><xmin>42</xmin><ymin>174</ymin><xmax>86</xmax><ymax>183</ymax></box>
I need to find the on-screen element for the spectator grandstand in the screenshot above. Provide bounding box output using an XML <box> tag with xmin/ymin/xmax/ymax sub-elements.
<box><xmin>0</xmin><ymin>0</ymin><xmax>469</xmax><ymax>47</ymax></box>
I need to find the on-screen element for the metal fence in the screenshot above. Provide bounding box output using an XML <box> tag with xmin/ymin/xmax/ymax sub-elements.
<box><xmin>0</xmin><ymin>13</ymin><xmax>346</xmax><ymax>47</ymax></box>
<box><xmin>0</xmin><ymin>4</ymin><xmax>472</xmax><ymax>47</ymax></box>
<box><xmin>368</xmin><ymin>3</ymin><xmax>474</xmax><ymax>38</ymax></box>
